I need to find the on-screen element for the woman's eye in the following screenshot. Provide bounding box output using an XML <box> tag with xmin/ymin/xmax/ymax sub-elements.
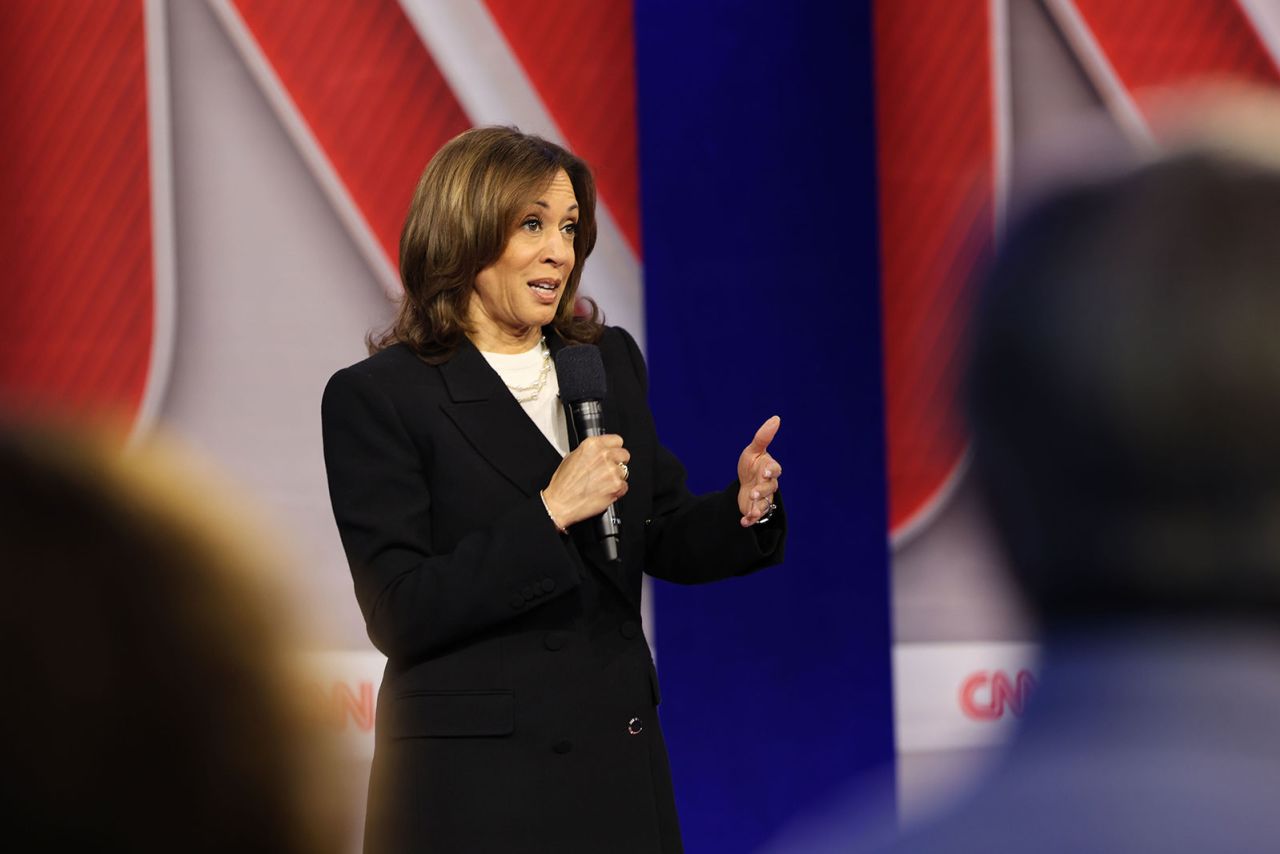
<box><xmin>562</xmin><ymin>222</ymin><xmax>578</xmax><ymax>236</ymax></box>
<box><xmin>522</xmin><ymin>217</ymin><xmax>542</xmax><ymax>232</ymax></box>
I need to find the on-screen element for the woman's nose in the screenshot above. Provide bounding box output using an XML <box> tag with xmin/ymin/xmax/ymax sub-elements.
<box><xmin>543</xmin><ymin>232</ymin><xmax>573</xmax><ymax>267</ymax></box>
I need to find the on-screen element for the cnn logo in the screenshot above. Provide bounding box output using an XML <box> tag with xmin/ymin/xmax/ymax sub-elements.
<box><xmin>958</xmin><ymin>669</ymin><xmax>1037</xmax><ymax>721</ymax></box>
<box><xmin>307</xmin><ymin>680</ymin><xmax>376</xmax><ymax>732</ymax></box>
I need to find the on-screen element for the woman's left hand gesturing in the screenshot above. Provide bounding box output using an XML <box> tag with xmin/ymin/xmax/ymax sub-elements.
<box><xmin>737</xmin><ymin>415</ymin><xmax>783</xmax><ymax>527</ymax></box>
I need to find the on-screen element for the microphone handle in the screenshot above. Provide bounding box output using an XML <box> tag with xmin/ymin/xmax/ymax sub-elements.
<box><xmin>568</xmin><ymin>400</ymin><xmax>621</xmax><ymax>562</ymax></box>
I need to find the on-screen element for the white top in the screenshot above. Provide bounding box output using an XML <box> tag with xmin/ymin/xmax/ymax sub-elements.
<box><xmin>479</xmin><ymin>340</ymin><xmax>571</xmax><ymax>457</ymax></box>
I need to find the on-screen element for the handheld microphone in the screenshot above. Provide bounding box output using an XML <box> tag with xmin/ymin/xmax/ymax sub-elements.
<box><xmin>555</xmin><ymin>344</ymin><xmax>621</xmax><ymax>562</ymax></box>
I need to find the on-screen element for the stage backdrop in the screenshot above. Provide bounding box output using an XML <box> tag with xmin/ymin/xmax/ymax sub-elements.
<box><xmin>6</xmin><ymin>1</ymin><xmax>1280</xmax><ymax>851</ymax></box>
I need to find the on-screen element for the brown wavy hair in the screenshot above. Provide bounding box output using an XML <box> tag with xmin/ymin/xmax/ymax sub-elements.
<box><xmin>370</xmin><ymin>126</ymin><xmax>603</xmax><ymax>361</ymax></box>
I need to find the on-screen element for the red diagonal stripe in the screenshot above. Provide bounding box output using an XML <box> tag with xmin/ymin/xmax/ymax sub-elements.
<box><xmin>873</xmin><ymin>0</ymin><xmax>995</xmax><ymax>536</ymax></box>
<box><xmin>230</xmin><ymin>0</ymin><xmax>471</xmax><ymax>267</ymax></box>
<box><xmin>0</xmin><ymin>0</ymin><xmax>153</xmax><ymax>424</ymax></box>
<box><xmin>483</xmin><ymin>0</ymin><xmax>641</xmax><ymax>254</ymax></box>
<box><xmin>1074</xmin><ymin>0</ymin><xmax>1280</xmax><ymax>106</ymax></box>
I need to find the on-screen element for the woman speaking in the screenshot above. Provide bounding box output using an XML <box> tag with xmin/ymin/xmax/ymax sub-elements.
<box><xmin>322</xmin><ymin>126</ymin><xmax>786</xmax><ymax>854</ymax></box>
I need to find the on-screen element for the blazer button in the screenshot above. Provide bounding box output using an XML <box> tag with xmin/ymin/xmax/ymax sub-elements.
<box><xmin>508</xmin><ymin>595</ymin><xmax>525</xmax><ymax>610</ymax></box>
<box><xmin>620</xmin><ymin>621</ymin><xmax>640</xmax><ymax>640</ymax></box>
<box><xmin>521</xmin><ymin>584</ymin><xmax>535</xmax><ymax>601</ymax></box>
<box><xmin>543</xmin><ymin>632</ymin><xmax>565</xmax><ymax>651</ymax></box>
<box><xmin>644</xmin><ymin>518</ymin><xmax>652</xmax><ymax>526</ymax></box>
<box><xmin>627</xmin><ymin>717</ymin><xmax>644</xmax><ymax>735</ymax></box>
<box><xmin>552</xmin><ymin>739</ymin><xmax>573</xmax><ymax>754</ymax></box>
<box><xmin>541</xmin><ymin>577</ymin><xmax>556</xmax><ymax>593</ymax></box>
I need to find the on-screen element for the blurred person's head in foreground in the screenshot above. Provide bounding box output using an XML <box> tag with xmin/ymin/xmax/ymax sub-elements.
<box><xmin>969</xmin><ymin>144</ymin><xmax>1280</xmax><ymax>631</ymax></box>
<box><xmin>866</xmin><ymin>100</ymin><xmax>1280</xmax><ymax>854</ymax></box>
<box><xmin>0</xmin><ymin>425</ymin><xmax>343</xmax><ymax>852</ymax></box>
<box><xmin>762</xmin><ymin>92</ymin><xmax>1280</xmax><ymax>854</ymax></box>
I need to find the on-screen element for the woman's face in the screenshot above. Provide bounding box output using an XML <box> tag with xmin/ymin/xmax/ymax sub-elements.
<box><xmin>468</xmin><ymin>169</ymin><xmax>578</xmax><ymax>351</ymax></box>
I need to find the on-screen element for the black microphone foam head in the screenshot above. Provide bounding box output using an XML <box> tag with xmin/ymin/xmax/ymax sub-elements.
<box><xmin>555</xmin><ymin>344</ymin><xmax>608</xmax><ymax>403</ymax></box>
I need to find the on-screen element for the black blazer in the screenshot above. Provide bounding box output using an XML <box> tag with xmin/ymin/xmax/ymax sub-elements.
<box><xmin>322</xmin><ymin>325</ymin><xmax>785</xmax><ymax>854</ymax></box>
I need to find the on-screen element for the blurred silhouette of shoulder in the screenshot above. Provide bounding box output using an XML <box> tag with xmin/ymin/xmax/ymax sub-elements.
<box><xmin>0</xmin><ymin>422</ymin><xmax>345</xmax><ymax>853</ymax></box>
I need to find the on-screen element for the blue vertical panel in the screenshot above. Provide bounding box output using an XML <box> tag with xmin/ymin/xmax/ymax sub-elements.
<box><xmin>635</xmin><ymin>1</ymin><xmax>894</xmax><ymax>850</ymax></box>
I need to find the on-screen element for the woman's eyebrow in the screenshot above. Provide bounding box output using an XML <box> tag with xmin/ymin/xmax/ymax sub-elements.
<box><xmin>533</xmin><ymin>200</ymin><xmax>579</xmax><ymax>212</ymax></box>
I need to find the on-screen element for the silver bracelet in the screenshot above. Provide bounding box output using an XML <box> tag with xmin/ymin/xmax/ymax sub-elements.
<box><xmin>540</xmin><ymin>490</ymin><xmax>568</xmax><ymax>534</ymax></box>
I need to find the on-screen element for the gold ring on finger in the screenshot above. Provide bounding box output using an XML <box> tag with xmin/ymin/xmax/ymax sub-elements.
<box><xmin>618</xmin><ymin>462</ymin><xmax>629</xmax><ymax>481</ymax></box>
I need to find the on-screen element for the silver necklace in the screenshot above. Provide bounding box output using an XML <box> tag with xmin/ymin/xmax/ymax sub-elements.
<box><xmin>504</xmin><ymin>338</ymin><xmax>552</xmax><ymax>403</ymax></box>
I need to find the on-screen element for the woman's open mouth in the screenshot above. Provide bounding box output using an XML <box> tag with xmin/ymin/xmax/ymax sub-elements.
<box><xmin>528</xmin><ymin>279</ymin><xmax>561</xmax><ymax>304</ymax></box>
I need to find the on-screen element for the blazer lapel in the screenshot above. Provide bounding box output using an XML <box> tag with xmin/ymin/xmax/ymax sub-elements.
<box><xmin>444</xmin><ymin>330</ymin><xmax>636</xmax><ymax>606</ymax></box>
<box><xmin>438</xmin><ymin>338</ymin><xmax>562</xmax><ymax>497</ymax></box>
